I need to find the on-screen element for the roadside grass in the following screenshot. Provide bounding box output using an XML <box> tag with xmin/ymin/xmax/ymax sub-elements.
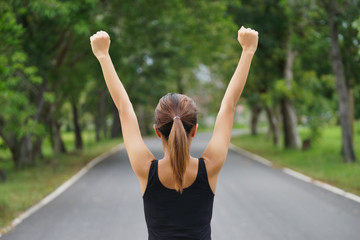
<box><xmin>0</xmin><ymin>131</ymin><xmax>122</xmax><ymax>230</ymax></box>
<box><xmin>231</xmin><ymin>122</ymin><xmax>360</xmax><ymax>196</ymax></box>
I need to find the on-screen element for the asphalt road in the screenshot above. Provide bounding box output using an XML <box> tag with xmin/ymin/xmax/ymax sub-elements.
<box><xmin>2</xmin><ymin>132</ymin><xmax>360</xmax><ymax>239</ymax></box>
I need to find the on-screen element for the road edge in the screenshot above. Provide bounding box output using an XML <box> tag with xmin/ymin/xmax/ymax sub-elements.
<box><xmin>0</xmin><ymin>143</ymin><xmax>125</xmax><ymax>238</ymax></box>
<box><xmin>228</xmin><ymin>143</ymin><xmax>360</xmax><ymax>204</ymax></box>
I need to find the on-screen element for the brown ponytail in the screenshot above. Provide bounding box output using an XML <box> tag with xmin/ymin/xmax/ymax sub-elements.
<box><xmin>168</xmin><ymin>117</ymin><xmax>189</xmax><ymax>193</ymax></box>
<box><xmin>155</xmin><ymin>93</ymin><xmax>198</xmax><ymax>193</ymax></box>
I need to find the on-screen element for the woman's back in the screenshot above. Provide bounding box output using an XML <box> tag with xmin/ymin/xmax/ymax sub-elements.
<box><xmin>143</xmin><ymin>158</ymin><xmax>214</xmax><ymax>240</ymax></box>
<box><xmin>157</xmin><ymin>156</ymin><xmax>200</xmax><ymax>191</ymax></box>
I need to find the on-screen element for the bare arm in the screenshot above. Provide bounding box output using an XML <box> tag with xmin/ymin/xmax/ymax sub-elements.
<box><xmin>202</xmin><ymin>26</ymin><xmax>258</xmax><ymax>182</ymax></box>
<box><xmin>90</xmin><ymin>31</ymin><xmax>154</xmax><ymax>180</ymax></box>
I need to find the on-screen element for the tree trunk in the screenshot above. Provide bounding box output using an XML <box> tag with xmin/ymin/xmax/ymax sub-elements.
<box><xmin>94</xmin><ymin>113</ymin><xmax>101</xmax><ymax>142</ymax></box>
<box><xmin>136</xmin><ymin>104</ymin><xmax>153</xmax><ymax>135</ymax></box>
<box><xmin>60</xmin><ymin>133</ymin><xmax>66</xmax><ymax>153</ymax></box>
<box><xmin>22</xmin><ymin>135</ymin><xmax>35</xmax><ymax>166</ymax></box>
<box><xmin>51</xmin><ymin>120</ymin><xmax>66</xmax><ymax>155</ymax></box>
<box><xmin>0</xmin><ymin>121</ymin><xmax>38</xmax><ymax>168</ymax></box>
<box><xmin>281</xmin><ymin>99</ymin><xmax>301</xmax><ymax>149</ymax></box>
<box><xmin>0</xmin><ymin>169</ymin><xmax>6</xmax><ymax>182</ymax></box>
<box><xmin>111</xmin><ymin>105</ymin><xmax>121</xmax><ymax>138</ymax></box>
<box><xmin>72</xmin><ymin>102</ymin><xmax>83</xmax><ymax>150</ymax></box>
<box><xmin>265</xmin><ymin>105</ymin><xmax>280</xmax><ymax>146</ymax></box>
<box><xmin>348</xmin><ymin>78</ymin><xmax>354</xmax><ymax>140</ymax></box>
<box><xmin>18</xmin><ymin>137</ymin><xmax>27</xmax><ymax>168</ymax></box>
<box><xmin>32</xmin><ymin>135</ymin><xmax>44</xmax><ymax>162</ymax></box>
<box><xmin>136</xmin><ymin>104</ymin><xmax>147</xmax><ymax>135</ymax></box>
<box><xmin>144</xmin><ymin>108</ymin><xmax>153</xmax><ymax>135</ymax></box>
<box><xmin>327</xmin><ymin>0</ymin><xmax>356</xmax><ymax>162</ymax></box>
<box><xmin>11</xmin><ymin>136</ymin><xmax>32</xmax><ymax>169</ymax></box>
<box><xmin>281</xmin><ymin>32</ymin><xmax>301</xmax><ymax>149</ymax></box>
<box><xmin>0</xmin><ymin>124</ymin><xmax>18</xmax><ymax>168</ymax></box>
<box><xmin>176</xmin><ymin>75</ymin><xmax>184</xmax><ymax>94</ymax></box>
<box><xmin>52</xmin><ymin>121</ymin><xmax>61</xmax><ymax>156</ymax></box>
<box><xmin>250</xmin><ymin>104</ymin><xmax>262</xmax><ymax>135</ymax></box>
<box><xmin>29</xmin><ymin>78</ymin><xmax>47</xmax><ymax>163</ymax></box>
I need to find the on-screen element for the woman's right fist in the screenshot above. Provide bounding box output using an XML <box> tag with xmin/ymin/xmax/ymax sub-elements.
<box><xmin>90</xmin><ymin>30</ymin><xmax>110</xmax><ymax>59</ymax></box>
<box><xmin>238</xmin><ymin>26</ymin><xmax>258</xmax><ymax>54</ymax></box>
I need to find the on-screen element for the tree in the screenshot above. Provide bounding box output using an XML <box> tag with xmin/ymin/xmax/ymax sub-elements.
<box><xmin>320</xmin><ymin>0</ymin><xmax>357</xmax><ymax>162</ymax></box>
<box><xmin>0</xmin><ymin>0</ymin><xmax>240</xmax><ymax>168</ymax></box>
<box><xmin>229</xmin><ymin>0</ymin><xmax>299</xmax><ymax>147</ymax></box>
<box><xmin>100</xmin><ymin>0</ymin><xmax>237</xmax><ymax>133</ymax></box>
<box><xmin>0</xmin><ymin>0</ymin><xmax>101</xmax><ymax>166</ymax></box>
<box><xmin>0</xmin><ymin>2</ymin><xmax>47</xmax><ymax>168</ymax></box>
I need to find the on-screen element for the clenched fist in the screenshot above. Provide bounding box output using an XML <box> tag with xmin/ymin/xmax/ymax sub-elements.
<box><xmin>238</xmin><ymin>26</ymin><xmax>258</xmax><ymax>54</ymax></box>
<box><xmin>90</xmin><ymin>30</ymin><xmax>110</xmax><ymax>59</ymax></box>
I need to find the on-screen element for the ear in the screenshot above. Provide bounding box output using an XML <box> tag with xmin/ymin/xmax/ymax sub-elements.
<box><xmin>153</xmin><ymin>124</ymin><xmax>162</xmax><ymax>138</ymax></box>
<box><xmin>190</xmin><ymin>123</ymin><xmax>198</xmax><ymax>138</ymax></box>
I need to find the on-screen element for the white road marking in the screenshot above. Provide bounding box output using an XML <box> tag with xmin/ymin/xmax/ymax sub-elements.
<box><xmin>282</xmin><ymin>168</ymin><xmax>312</xmax><ymax>183</ymax></box>
<box><xmin>0</xmin><ymin>143</ymin><xmax>125</xmax><ymax>237</ymax></box>
<box><xmin>229</xmin><ymin>144</ymin><xmax>272</xmax><ymax>167</ymax></box>
<box><xmin>229</xmin><ymin>143</ymin><xmax>360</xmax><ymax>204</ymax></box>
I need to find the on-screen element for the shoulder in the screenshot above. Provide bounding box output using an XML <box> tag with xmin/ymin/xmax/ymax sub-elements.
<box><xmin>134</xmin><ymin>157</ymin><xmax>156</xmax><ymax>180</ymax></box>
<box><xmin>200</xmin><ymin>155</ymin><xmax>224</xmax><ymax>179</ymax></box>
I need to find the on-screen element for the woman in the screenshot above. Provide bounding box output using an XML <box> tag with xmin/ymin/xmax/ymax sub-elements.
<box><xmin>90</xmin><ymin>26</ymin><xmax>258</xmax><ymax>239</ymax></box>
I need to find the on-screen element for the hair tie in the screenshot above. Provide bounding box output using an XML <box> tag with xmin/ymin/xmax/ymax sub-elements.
<box><xmin>173</xmin><ymin>116</ymin><xmax>181</xmax><ymax>121</ymax></box>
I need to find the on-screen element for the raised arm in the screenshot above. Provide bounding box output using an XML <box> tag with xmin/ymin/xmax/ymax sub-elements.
<box><xmin>201</xmin><ymin>26</ymin><xmax>258</xmax><ymax>184</ymax></box>
<box><xmin>90</xmin><ymin>31</ymin><xmax>154</xmax><ymax>181</ymax></box>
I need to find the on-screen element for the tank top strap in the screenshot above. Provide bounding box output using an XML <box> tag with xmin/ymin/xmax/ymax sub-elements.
<box><xmin>146</xmin><ymin>160</ymin><xmax>158</xmax><ymax>189</ymax></box>
<box><xmin>198</xmin><ymin>158</ymin><xmax>214</xmax><ymax>196</ymax></box>
<box><xmin>198</xmin><ymin>158</ymin><xmax>209</xmax><ymax>183</ymax></box>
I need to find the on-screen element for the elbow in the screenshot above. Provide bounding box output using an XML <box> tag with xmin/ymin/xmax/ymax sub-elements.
<box><xmin>221</xmin><ymin>99</ymin><xmax>236</xmax><ymax>113</ymax></box>
<box><xmin>118</xmin><ymin>100</ymin><xmax>133</xmax><ymax>112</ymax></box>
<box><xmin>118</xmin><ymin>103</ymin><xmax>135</xmax><ymax>118</ymax></box>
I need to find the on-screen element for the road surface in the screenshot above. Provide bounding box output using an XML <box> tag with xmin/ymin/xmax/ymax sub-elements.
<box><xmin>2</xmin><ymin>132</ymin><xmax>360</xmax><ymax>239</ymax></box>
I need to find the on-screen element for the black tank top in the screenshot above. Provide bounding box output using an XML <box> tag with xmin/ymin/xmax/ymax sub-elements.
<box><xmin>143</xmin><ymin>158</ymin><xmax>215</xmax><ymax>240</ymax></box>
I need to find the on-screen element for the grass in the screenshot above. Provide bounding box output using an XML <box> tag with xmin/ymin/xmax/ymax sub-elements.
<box><xmin>231</xmin><ymin>122</ymin><xmax>360</xmax><ymax>196</ymax></box>
<box><xmin>0</xmin><ymin>131</ymin><xmax>122</xmax><ymax>230</ymax></box>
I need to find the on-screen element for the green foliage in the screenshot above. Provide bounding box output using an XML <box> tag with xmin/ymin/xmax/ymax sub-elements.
<box><xmin>99</xmin><ymin>0</ymin><xmax>238</xmax><ymax>126</ymax></box>
<box><xmin>0</xmin><ymin>0</ymin><xmax>103</xmax><ymax>168</ymax></box>
<box><xmin>0</xmin><ymin>1</ymin><xmax>45</xmax><ymax>145</ymax></box>
<box><xmin>274</xmin><ymin>79</ymin><xmax>296</xmax><ymax>100</ymax></box>
<box><xmin>43</xmin><ymin>92</ymin><xmax>55</xmax><ymax>104</ymax></box>
<box><xmin>1</xmin><ymin>0</ymin><xmax>359</xmax><ymax>167</ymax></box>
<box><xmin>0</xmin><ymin>0</ymin><xmax>241</xmax><ymax>167</ymax></box>
<box><xmin>228</xmin><ymin>0</ymin><xmax>289</xmax><ymax>116</ymax></box>
<box><xmin>295</xmin><ymin>71</ymin><xmax>336</xmax><ymax>141</ymax></box>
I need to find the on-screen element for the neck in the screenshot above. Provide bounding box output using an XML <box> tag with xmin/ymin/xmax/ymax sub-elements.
<box><xmin>160</xmin><ymin>137</ymin><xmax>193</xmax><ymax>162</ymax></box>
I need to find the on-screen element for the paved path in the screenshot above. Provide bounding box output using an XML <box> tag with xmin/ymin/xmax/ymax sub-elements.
<box><xmin>2</xmin><ymin>132</ymin><xmax>360</xmax><ymax>239</ymax></box>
